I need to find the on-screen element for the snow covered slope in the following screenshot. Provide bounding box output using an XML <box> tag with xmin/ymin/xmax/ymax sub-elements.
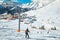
<box><xmin>25</xmin><ymin>0</ymin><xmax>60</xmax><ymax>30</ymax></box>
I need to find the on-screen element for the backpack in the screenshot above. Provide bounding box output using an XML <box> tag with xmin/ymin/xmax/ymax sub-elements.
<box><xmin>25</xmin><ymin>29</ymin><xmax>29</xmax><ymax>32</ymax></box>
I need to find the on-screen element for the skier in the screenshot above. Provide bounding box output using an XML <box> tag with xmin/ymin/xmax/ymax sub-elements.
<box><xmin>47</xmin><ymin>29</ymin><xmax>50</xmax><ymax>34</ymax></box>
<box><xmin>25</xmin><ymin>28</ymin><xmax>30</xmax><ymax>38</ymax></box>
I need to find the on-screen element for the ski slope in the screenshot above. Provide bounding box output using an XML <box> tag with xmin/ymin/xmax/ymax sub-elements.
<box><xmin>25</xmin><ymin>0</ymin><xmax>60</xmax><ymax>29</ymax></box>
<box><xmin>0</xmin><ymin>19</ymin><xmax>60</xmax><ymax>40</ymax></box>
<box><xmin>0</xmin><ymin>0</ymin><xmax>60</xmax><ymax>40</ymax></box>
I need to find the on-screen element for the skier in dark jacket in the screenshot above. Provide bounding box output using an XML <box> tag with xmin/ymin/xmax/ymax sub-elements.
<box><xmin>25</xmin><ymin>28</ymin><xmax>30</xmax><ymax>38</ymax></box>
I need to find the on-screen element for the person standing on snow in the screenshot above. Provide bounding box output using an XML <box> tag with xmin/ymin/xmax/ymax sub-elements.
<box><xmin>25</xmin><ymin>28</ymin><xmax>30</xmax><ymax>38</ymax></box>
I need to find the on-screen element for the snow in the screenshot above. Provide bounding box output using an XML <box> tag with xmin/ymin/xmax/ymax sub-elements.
<box><xmin>0</xmin><ymin>19</ymin><xmax>60</xmax><ymax>40</ymax></box>
<box><xmin>0</xmin><ymin>0</ymin><xmax>60</xmax><ymax>40</ymax></box>
<box><xmin>25</xmin><ymin>0</ymin><xmax>60</xmax><ymax>29</ymax></box>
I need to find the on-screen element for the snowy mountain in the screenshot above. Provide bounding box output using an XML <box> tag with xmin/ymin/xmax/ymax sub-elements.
<box><xmin>0</xmin><ymin>0</ymin><xmax>59</xmax><ymax>30</ymax></box>
<box><xmin>0</xmin><ymin>0</ymin><xmax>60</xmax><ymax>40</ymax></box>
<box><xmin>0</xmin><ymin>0</ymin><xmax>60</xmax><ymax>30</ymax></box>
<box><xmin>0</xmin><ymin>1</ymin><xmax>32</xmax><ymax>15</ymax></box>
<box><xmin>0</xmin><ymin>0</ymin><xmax>56</xmax><ymax>14</ymax></box>
<box><xmin>21</xmin><ymin>0</ymin><xmax>56</xmax><ymax>9</ymax></box>
<box><xmin>25</xmin><ymin>0</ymin><xmax>60</xmax><ymax>29</ymax></box>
